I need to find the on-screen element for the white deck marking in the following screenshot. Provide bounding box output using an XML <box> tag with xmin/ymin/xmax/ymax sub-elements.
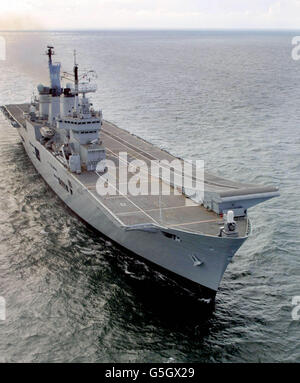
<box><xmin>104</xmin><ymin>146</ymin><xmax>180</xmax><ymax>195</ymax></box>
<box><xmin>101</xmin><ymin>127</ymin><xmax>206</xmax><ymax>190</ymax></box>
<box><xmin>95</xmin><ymin>171</ymin><xmax>163</xmax><ymax>226</ymax></box>
<box><xmin>116</xmin><ymin>204</ymin><xmax>201</xmax><ymax>216</ymax></box>
<box><xmin>169</xmin><ymin>218</ymin><xmax>222</xmax><ymax>227</ymax></box>
<box><xmin>103</xmin><ymin>122</ymin><xmax>236</xmax><ymax>191</ymax></box>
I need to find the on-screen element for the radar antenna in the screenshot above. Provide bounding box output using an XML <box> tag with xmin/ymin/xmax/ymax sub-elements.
<box><xmin>46</xmin><ymin>46</ymin><xmax>54</xmax><ymax>64</ymax></box>
<box><xmin>61</xmin><ymin>50</ymin><xmax>98</xmax><ymax>95</ymax></box>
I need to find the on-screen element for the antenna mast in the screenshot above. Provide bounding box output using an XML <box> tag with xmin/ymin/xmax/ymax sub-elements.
<box><xmin>46</xmin><ymin>46</ymin><xmax>54</xmax><ymax>65</ymax></box>
<box><xmin>74</xmin><ymin>50</ymin><xmax>79</xmax><ymax>112</ymax></box>
<box><xmin>46</xmin><ymin>46</ymin><xmax>61</xmax><ymax>97</ymax></box>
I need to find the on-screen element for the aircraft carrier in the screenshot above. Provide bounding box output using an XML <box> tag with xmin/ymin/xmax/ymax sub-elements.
<box><xmin>1</xmin><ymin>47</ymin><xmax>279</xmax><ymax>299</ymax></box>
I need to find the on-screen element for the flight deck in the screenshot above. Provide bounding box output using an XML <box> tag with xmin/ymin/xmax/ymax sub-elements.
<box><xmin>2</xmin><ymin>103</ymin><xmax>278</xmax><ymax>237</ymax></box>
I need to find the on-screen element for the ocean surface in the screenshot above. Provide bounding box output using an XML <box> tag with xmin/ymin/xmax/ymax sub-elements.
<box><xmin>0</xmin><ymin>30</ymin><xmax>299</xmax><ymax>362</ymax></box>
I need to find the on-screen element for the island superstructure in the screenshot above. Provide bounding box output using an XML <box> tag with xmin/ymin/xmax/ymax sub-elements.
<box><xmin>1</xmin><ymin>47</ymin><xmax>279</xmax><ymax>298</ymax></box>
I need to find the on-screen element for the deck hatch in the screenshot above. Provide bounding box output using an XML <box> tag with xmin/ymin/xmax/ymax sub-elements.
<box><xmin>162</xmin><ymin>232</ymin><xmax>181</xmax><ymax>242</ymax></box>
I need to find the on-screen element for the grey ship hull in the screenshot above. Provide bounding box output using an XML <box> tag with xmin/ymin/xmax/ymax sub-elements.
<box><xmin>2</xmin><ymin>104</ymin><xmax>277</xmax><ymax>297</ymax></box>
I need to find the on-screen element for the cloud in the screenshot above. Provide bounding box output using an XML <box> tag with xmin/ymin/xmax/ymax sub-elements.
<box><xmin>0</xmin><ymin>13</ymin><xmax>44</xmax><ymax>30</ymax></box>
<box><xmin>0</xmin><ymin>0</ymin><xmax>300</xmax><ymax>30</ymax></box>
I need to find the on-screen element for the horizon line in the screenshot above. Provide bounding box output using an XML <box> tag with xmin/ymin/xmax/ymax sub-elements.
<box><xmin>1</xmin><ymin>27</ymin><xmax>300</xmax><ymax>32</ymax></box>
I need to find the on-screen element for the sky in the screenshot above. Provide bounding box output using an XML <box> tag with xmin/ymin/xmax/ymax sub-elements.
<box><xmin>0</xmin><ymin>0</ymin><xmax>300</xmax><ymax>30</ymax></box>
